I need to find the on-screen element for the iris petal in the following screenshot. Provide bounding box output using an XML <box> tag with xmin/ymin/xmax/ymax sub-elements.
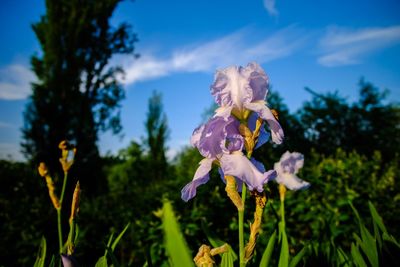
<box><xmin>181</xmin><ymin>158</ymin><xmax>213</xmax><ymax>202</ymax></box>
<box><xmin>220</xmin><ymin>152</ymin><xmax>274</xmax><ymax>192</ymax></box>
<box><xmin>274</xmin><ymin>151</ymin><xmax>309</xmax><ymax>190</ymax></box>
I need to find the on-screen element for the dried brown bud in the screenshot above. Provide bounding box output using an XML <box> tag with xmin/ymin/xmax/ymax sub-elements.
<box><xmin>224</xmin><ymin>176</ymin><xmax>243</xmax><ymax>211</ymax></box>
<box><xmin>271</xmin><ymin>109</ymin><xmax>279</xmax><ymax>120</ymax></box>
<box><xmin>194</xmin><ymin>245</ymin><xmax>215</xmax><ymax>267</ymax></box>
<box><xmin>244</xmin><ymin>191</ymin><xmax>267</xmax><ymax>262</ymax></box>
<box><xmin>44</xmin><ymin>175</ymin><xmax>61</xmax><ymax>210</ymax></box>
<box><xmin>69</xmin><ymin>181</ymin><xmax>81</xmax><ymax>224</ymax></box>
<box><xmin>38</xmin><ymin>162</ymin><xmax>48</xmax><ymax>177</ymax></box>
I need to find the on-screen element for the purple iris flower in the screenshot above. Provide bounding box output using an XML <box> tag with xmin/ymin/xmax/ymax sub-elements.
<box><xmin>210</xmin><ymin>62</ymin><xmax>284</xmax><ymax>144</ymax></box>
<box><xmin>181</xmin><ymin>115</ymin><xmax>275</xmax><ymax>201</ymax></box>
<box><xmin>61</xmin><ymin>254</ymin><xmax>78</xmax><ymax>267</ymax></box>
<box><xmin>274</xmin><ymin>151</ymin><xmax>310</xmax><ymax>190</ymax></box>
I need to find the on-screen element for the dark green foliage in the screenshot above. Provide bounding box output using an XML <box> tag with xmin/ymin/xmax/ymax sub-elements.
<box><xmin>22</xmin><ymin>0</ymin><xmax>138</xmax><ymax>195</ymax></box>
<box><xmin>0</xmin><ymin>161</ymin><xmax>52</xmax><ymax>266</ymax></box>
<box><xmin>299</xmin><ymin>80</ymin><xmax>400</xmax><ymax>159</ymax></box>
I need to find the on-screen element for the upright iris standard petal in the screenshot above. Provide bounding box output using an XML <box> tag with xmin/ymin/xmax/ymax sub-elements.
<box><xmin>240</xmin><ymin>62</ymin><xmax>269</xmax><ymax>102</ymax></box>
<box><xmin>210</xmin><ymin>62</ymin><xmax>284</xmax><ymax>144</ymax></box>
<box><xmin>211</xmin><ymin>62</ymin><xmax>268</xmax><ymax>111</ymax></box>
<box><xmin>181</xmin><ymin>158</ymin><xmax>214</xmax><ymax>202</ymax></box>
<box><xmin>274</xmin><ymin>151</ymin><xmax>310</xmax><ymax>190</ymax></box>
<box><xmin>219</xmin><ymin>152</ymin><xmax>275</xmax><ymax>192</ymax></box>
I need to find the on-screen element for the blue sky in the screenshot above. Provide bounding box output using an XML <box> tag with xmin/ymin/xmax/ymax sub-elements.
<box><xmin>0</xmin><ymin>0</ymin><xmax>400</xmax><ymax>160</ymax></box>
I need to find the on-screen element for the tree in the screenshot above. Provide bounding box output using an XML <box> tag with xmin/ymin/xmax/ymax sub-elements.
<box><xmin>22</xmin><ymin>0</ymin><xmax>138</xmax><ymax>193</ymax></box>
<box><xmin>144</xmin><ymin>91</ymin><xmax>169</xmax><ymax>181</ymax></box>
<box><xmin>298</xmin><ymin>80</ymin><xmax>400</xmax><ymax>159</ymax></box>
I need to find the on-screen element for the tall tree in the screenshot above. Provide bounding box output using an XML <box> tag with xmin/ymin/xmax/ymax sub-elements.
<box><xmin>144</xmin><ymin>91</ymin><xmax>169</xmax><ymax>181</ymax></box>
<box><xmin>22</xmin><ymin>0</ymin><xmax>138</xmax><ymax>193</ymax></box>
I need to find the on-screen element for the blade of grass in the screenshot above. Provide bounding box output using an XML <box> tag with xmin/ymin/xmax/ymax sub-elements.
<box><xmin>162</xmin><ymin>200</ymin><xmax>194</xmax><ymax>267</ymax></box>
<box><xmin>111</xmin><ymin>222</ymin><xmax>130</xmax><ymax>252</ymax></box>
<box><xmin>259</xmin><ymin>230</ymin><xmax>277</xmax><ymax>267</ymax></box>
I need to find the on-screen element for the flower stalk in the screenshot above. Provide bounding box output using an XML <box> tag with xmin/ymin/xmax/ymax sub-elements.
<box><xmin>244</xmin><ymin>191</ymin><xmax>267</xmax><ymax>262</ymax></box>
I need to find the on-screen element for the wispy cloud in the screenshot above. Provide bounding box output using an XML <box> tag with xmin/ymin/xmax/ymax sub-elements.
<box><xmin>0</xmin><ymin>64</ymin><xmax>35</xmax><ymax>100</ymax></box>
<box><xmin>263</xmin><ymin>0</ymin><xmax>278</xmax><ymax>17</ymax></box>
<box><xmin>318</xmin><ymin>25</ymin><xmax>400</xmax><ymax>67</ymax></box>
<box><xmin>123</xmin><ymin>26</ymin><xmax>305</xmax><ymax>85</ymax></box>
<box><xmin>0</xmin><ymin>121</ymin><xmax>15</xmax><ymax>128</ymax></box>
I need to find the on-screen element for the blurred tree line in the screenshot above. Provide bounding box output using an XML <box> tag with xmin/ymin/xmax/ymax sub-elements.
<box><xmin>1</xmin><ymin>0</ymin><xmax>400</xmax><ymax>266</ymax></box>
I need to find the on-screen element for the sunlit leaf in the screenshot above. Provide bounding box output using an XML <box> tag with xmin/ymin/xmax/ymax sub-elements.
<box><xmin>278</xmin><ymin>222</ymin><xmax>289</xmax><ymax>267</ymax></box>
<box><xmin>95</xmin><ymin>256</ymin><xmax>108</xmax><ymax>267</ymax></box>
<box><xmin>111</xmin><ymin>222</ymin><xmax>130</xmax><ymax>252</ymax></box>
<box><xmin>351</xmin><ymin>243</ymin><xmax>367</xmax><ymax>267</ymax></box>
<box><xmin>33</xmin><ymin>236</ymin><xmax>46</xmax><ymax>267</ymax></box>
<box><xmin>162</xmin><ymin>200</ymin><xmax>194</xmax><ymax>267</ymax></box>
<box><xmin>259</xmin><ymin>230</ymin><xmax>277</xmax><ymax>267</ymax></box>
<box><xmin>289</xmin><ymin>244</ymin><xmax>308</xmax><ymax>267</ymax></box>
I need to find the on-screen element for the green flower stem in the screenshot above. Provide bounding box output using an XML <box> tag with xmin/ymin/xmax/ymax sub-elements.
<box><xmin>239</xmin><ymin>186</ymin><xmax>247</xmax><ymax>267</ymax></box>
<box><xmin>60</xmin><ymin>172</ymin><xmax>68</xmax><ymax>204</ymax></box>
<box><xmin>280</xmin><ymin>197</ymin><xmax>285</xmax><ymax>225</ymax></box>
<box><xmin>57</xmin><ymin>172</ymin><xmax>69</xmax><ymax>255</ymax></box>
<box><xmin>238</xmin><ymin>150</ymin><xmax>253</xmax><ymax>267</ymax></box>
<box><xmin>57</xmin><ymin>209</ymin><xmax>63</xmax><ymax>254</ymax></box>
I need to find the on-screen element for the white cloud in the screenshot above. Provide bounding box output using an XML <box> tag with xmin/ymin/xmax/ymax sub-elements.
<box><xmin>318</xmin><ymin>25</ymin><xmax>400</xmax><ymax>67</ymax></box>
<box><xmin>122</xmin><ymin>26</ymin><xmax>305</xmax><ymax>86</ymax></box>
<box><xmin>0</xmin><ymin>64</ymin><xmax>35</xmax><ymax>100</ymax></box>
<box><xmin>263</xmin><ymin>0</ymin><xmax>279</xmax><ymax>17</ymax></box>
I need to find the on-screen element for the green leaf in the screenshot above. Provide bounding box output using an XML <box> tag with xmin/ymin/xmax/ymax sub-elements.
<box><xmin>162</xmin><ymin>200</ymin><xmax>194</xmax><ymax>267</ymax></box>
<box><xmin>111</xmin><ymin>222</ymin><xmax>130</xmax><ymax>252</ymax></box>
<box><xmin>221</xmin><ymin>251</ymin><xmax>235</xmax><ymax>267</ymax></box>
<box><xmin>104</xmin><ymin>232</ymin><xmax>115</xmax><ymax>257</ymax></box>
<box><xmin>357</xmin><ymin>226</ymin><xmax>378</xmax><ymax>267</ymax></box>
<box><xmin>351</xmin><ymin>201</ymin><xmax>378</xmax><ymax>267</ymax></box>
<box><xmin>259</xmin><ymin>230</ymin><xmax>277</xmax><ymax>267</ymax></box>
<box><xmin>368</xmin><ymin>201</ymin><xmax>400</xmax><ymax>249</ymax></box>
<box><xmin>368</xmin><ymin>201</ymin><xmax>387</xmax><ymax>233</ymax></box>
<box><xmin>278</xmin><ymin>222</ymin><xmax>289</xmax><ymax>267</ymax></box>
<box><xmin>289</xmin><ymin>244</ymin><xmax>308</xmax><ymax>267</ymax></box>
<box><xmin>351</xmin><ymin>243</ymin><xmax>367</xmax><ymax>267</ymax></box>
<box><xmin>48</xmin><ymin>255</ymin><xmax>55</xmax><ymax>267</ymax></box>
<box><xmin>337</xmin><ymin>247</ymin><xmax>350</xmax><ymax>267</ymax></box>
<box><xmin>95</xmin><ymin>256</ymin><xmax>108</xmax><ymax>267</ymax></box>
<box><xmin>33</xmin><ymin>236</ymin><xmax>46</xmax><ymax>267</ymax></box>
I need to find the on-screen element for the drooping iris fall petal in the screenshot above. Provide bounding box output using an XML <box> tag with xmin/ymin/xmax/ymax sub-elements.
<box><xmin>219</xmin><ymin>152</ymin><xmax>276</xmax><ymax>192</ymax></box>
